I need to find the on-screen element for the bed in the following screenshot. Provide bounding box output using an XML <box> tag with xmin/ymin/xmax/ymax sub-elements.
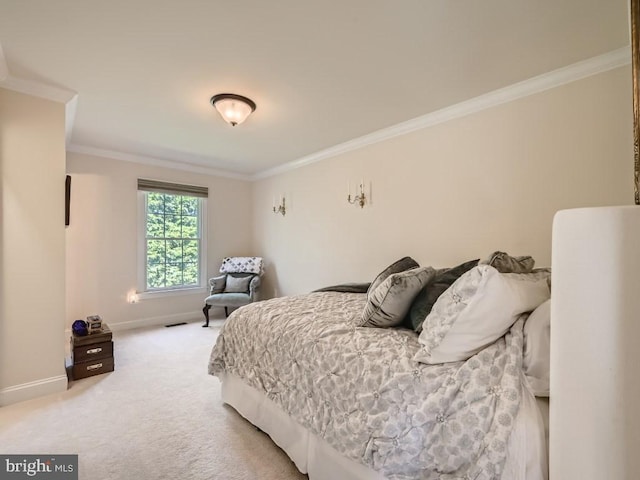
<box><xmin>208</xmin><ymin>254</ymin><xmax>551</xmax><ymax>480</ymax></box>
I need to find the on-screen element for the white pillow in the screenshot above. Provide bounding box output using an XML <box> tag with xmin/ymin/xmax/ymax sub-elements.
<box><xmin>523</xmin><ymin>299</ymin><xmax>551</xmax><ymax>396</ymax></box>
<box><xmin>414</xmin><ymin>265</ymin><xmax>550</xmax><ymax>364</ymax></box>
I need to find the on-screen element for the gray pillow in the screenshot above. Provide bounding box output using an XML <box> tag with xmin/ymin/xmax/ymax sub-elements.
<box><xmin>403</xmin><ymin>259</ymin><xmax>479</xmax><ymax>332</ymax></box>
<box><xmin>209</xmin><ymin>275</ymin><xmax>226</xmax><ymax>294</ymax></box>
<box><xmin>361</xmin><ymin>267</ymin><xmax>436</xmax><ymax>328</ymax></box>
<box><xmin>367</xmin><ymin>256</ymin><xmax>419</xmax><ymax>295</ymax></box>
<box><xmin>224</xmin><ymin>275</ymin><xmax>252</xmax><ymax>293</ymax></box>
<box><xmin>480</xmin><ymin>251</ymin><xmax>535</xmax><ymax>273</ymax></box>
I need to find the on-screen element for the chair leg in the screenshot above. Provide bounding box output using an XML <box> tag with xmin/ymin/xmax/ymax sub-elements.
<box><xmin>224</xmin><ymin>307</ymin><xmax>229</xmax><ymax>317</ymax></box>
<box><xmin>202</xmin><ymin>304</ymin><xmax>211</xmax><ymax>327</ymax></box>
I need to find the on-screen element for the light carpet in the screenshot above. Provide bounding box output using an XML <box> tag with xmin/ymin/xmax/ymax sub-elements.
<box><xmin>0</xmin><ymin>319</ymin><xmax>307</xmax><ymax>480</ymax></box>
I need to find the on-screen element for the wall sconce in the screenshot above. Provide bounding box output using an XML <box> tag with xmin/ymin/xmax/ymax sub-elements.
<box><xmin>347</xmin><ymin>180</ymin><xmax>367</xmax><ymax>208</ymax></box>
<box><xmin>273</xmin><ymin>195</ymin><xmax>286</xmax><ymax>216</ymax></box>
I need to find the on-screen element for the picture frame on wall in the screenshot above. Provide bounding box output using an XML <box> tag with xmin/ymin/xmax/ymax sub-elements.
<box><xmin>65</xmin><ymin>175</ymin><xmax>71</xmax><ymax>226</ymax></box>
<box><xmin>632</xmin><ymin>0</ymin><xmax>640</xmax><ymax>204</ymax></box>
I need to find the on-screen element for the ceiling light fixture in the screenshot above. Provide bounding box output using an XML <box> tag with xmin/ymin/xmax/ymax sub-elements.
<box><xmin>210</xmin><ymin>93</ymin><xmax>256</xmax><ymax>126</ymax></box>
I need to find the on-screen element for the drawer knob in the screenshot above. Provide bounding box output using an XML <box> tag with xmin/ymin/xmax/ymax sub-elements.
<box><xmin>86</xmin><ymin>363</ymin><xmax>103</xmax><ymax>371</ymax></box>
<box><xmin>86</xmin><ymin>347</ymin><xmax>102</xmax><ymax>354</ymax></box>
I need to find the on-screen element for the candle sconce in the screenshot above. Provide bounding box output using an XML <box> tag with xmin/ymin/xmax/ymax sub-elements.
<box><xmin>273</xmin><ymin>196</ymin><xmax>286</xmax><ymax>216</ymax></box>
<box><xmin>347</xmin><ymin>180</ymin><xmax>367</xmax><ymax>208</ymax></box>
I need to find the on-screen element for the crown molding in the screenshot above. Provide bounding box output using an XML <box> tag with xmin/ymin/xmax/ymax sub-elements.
<box><xmin>252</xmin><ymin>46</ymin><xmax>631</xmax><ymax>181</ymax></box>
<box><xmin>67</xmin><ymin>144</ymin><xmax>252</xmax><ymax>181</ymax></box>
<box><xmin>1</xmin><ymin>77</ymin><xmax>78</xmax><ymax>145</ymax></box>
<box><xmin>2</xmin><ymin>41</ymin><xmax>629</xmax><ymax>182</ymax></box>
<box><xmin>0</xmin><ymin>72</ymin><xmax>78</xmax><ymax>142</ymax></box>
<box><xmin>0</xmin><ymin>74</ymin><xmax>77</xmax><ymax>104</ymax></box>
<box><xmin>0</xmin><ymin>40</ymin><xmax>78</xmax><ymax>141</ymax></box>
<box><xmin>65</xmin><ymin>94</ymin><xmax>79</xmax><ymax>146</ymax></box>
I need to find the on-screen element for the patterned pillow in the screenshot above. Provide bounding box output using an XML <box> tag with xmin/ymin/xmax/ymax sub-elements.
<box><xmin>224</xmin><ymin>274</ymin><xmax>253</xmax><ymax>293</ymax></box>
<box><xmin>220</xmin><ymin>256</ymin><xmax>263</xmax><ymax>274</ymax></box>
<box><xmin>367</xmin><ymin>256</ymin><xmax>419</xmax><ymax>295</ymax></box>
<box><xmin>361</xmin><ymin>267</ymin><xmax>436</xmax><ymax>328</ymax></box>
<box><xmin>403</xmin><ymin>259</ymin><xmax>479</xmax><ymax>332</ymax></box>
<box><xmin>479</xmin><ymin>251</ymin><xmax>534</xmax><ymax>273</ymax></box>
<box><xmin>414</xmin><ymin>265</ymin><xmax>550</xmax><ymax>364</ymax></box>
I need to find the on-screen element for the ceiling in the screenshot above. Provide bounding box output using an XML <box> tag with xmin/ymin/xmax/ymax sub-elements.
<box><xmin>0</xmin><ymin>0</ymin><xmax>630</xmax><ymax>177</ymax></box>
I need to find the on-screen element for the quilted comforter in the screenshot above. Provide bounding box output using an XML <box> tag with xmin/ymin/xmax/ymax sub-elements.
<box><xmin>209</xmin><ymin>292</ymin><xmax>525</xmax><ymax>480</ymax></box>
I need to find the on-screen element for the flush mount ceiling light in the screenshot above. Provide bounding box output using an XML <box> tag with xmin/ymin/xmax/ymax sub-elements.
<box><xmin>210</xmin><ymin>93</ymin><xmax>256</xmax><ymax>126</ymax></box>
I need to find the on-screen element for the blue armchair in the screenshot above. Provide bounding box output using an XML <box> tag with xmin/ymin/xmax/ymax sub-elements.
<box><xmin>202</xmin><ymin>257</ymin><xmax>263</xmax><ymax>327</ymax></box>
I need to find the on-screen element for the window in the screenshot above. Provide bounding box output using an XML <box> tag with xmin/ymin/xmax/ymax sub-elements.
<box><xmin>138</xmin><ymin>179</ymin><xmax>207</xmax><ymax>294</ymax></box>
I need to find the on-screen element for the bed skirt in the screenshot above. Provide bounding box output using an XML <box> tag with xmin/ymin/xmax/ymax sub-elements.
<box><xmin>219</xmin><ymin>372</ymin><xmax>548</xmax><ymax>480</ymax></box>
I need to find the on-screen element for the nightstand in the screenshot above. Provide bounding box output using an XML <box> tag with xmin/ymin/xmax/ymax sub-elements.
<box><xmin>71</xmin><ymin>323</ymin><xmax>114</xmax><ymax>380</ymax></box>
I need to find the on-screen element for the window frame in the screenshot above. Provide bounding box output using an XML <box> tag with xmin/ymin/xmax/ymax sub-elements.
<box><xmin>136</xmin><ymin>190</ymin><xmax>208</xmax><ymax>299</ymax></box>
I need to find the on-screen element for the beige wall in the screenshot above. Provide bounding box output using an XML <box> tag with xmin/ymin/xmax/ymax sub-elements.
<box><xmin>0</xmin><ymin>88</ymin><xmax>67</xmax><ymax>404</ymax></box>
<box><xmin>0</xmin><ymin>63</ymin><xmax>631</xmax><ymax>405</ymax></box>
<box><xmin>66</xmin><ymin>153</ymin><xmax>253</xmax><ymax>329</ymax></box>
<box><xmin>253</xmin><ymin>66</ymin><xmax>634</xmax><ymax>297</ymax></box>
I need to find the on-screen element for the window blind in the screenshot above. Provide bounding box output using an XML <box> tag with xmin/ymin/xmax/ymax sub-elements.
<box><xmin>137</xmin><ymin>179</ymin><xmax>208</xmax><ymax>198</ymax></box>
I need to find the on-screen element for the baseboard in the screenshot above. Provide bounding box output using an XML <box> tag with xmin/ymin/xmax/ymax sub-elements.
<box><xmin>107</xmin><ymin>311</ymin><xmax>204</xmax><ymax>332</ymax></box>
<box><xmin>0</xmin><ymin>375</ymin><xmax>68</xmax><ymax>407</ymax></box>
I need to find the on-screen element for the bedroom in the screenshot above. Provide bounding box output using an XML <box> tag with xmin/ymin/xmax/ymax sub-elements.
<box><xmin>0</xmin><ymin>0</ymin><xmax>635</xmax><ymax>479</ymax></box>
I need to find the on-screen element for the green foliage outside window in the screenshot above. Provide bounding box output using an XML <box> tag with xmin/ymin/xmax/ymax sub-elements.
<box><xmin>146</xmin><ymin>192</ymin><xmax>200</xmax><ymax>289</ymax></box>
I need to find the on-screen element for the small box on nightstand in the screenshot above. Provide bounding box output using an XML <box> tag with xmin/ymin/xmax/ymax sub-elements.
<box><xmin>71</xmin><ymin>323</ymin><xmax>114</xmax><ymax>380</ymax></box>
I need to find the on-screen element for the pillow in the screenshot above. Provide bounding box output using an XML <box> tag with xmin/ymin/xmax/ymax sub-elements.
<box><xmin>523</xmin><ymin>299</ymin><xmax>551</xmax><ymax>397</ymax></box>
<box><xmin>209</xmin><ymin>275</ymin><xmax>227</xmax><ymax>294</ymax></box>
<box><xmin>480</xmin><ymin>251</ymin><xmax>535</xmax><ymax>273</ymax></box>
<box><xmin>220</xmin><ymin>256</ymin><xmax>263</xmax><ymax>274</ymax></box>
<box><xmin>532</xmin><ymin>267</ymin><xmax>552</xmax><ymax>289</ymax></box>
<box><xmin>224</xmin><ymin>275</ymin><xmax>253</xmax><ymax>293</ymax></box>
<box><xmin>403</xmin><ymin>259</ymin><xmax>479</xmax><ymax>332</ymax></box>
<box><xmin>367</xmin><ymin>256</ymin><xmax>419</xmax><ymax>295</ymax></box>
<box><xmin>414</xmin><ymin>265</ymin><xmax>550</xmax><ymax>364</ymax></box>
<box><xmin>361</xmin><ymin>267</ymin><xmax>436</xmax><ymax>328</ymax></box>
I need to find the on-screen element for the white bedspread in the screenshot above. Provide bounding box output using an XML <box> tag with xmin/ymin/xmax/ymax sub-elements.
<box><xmin>209</xmin><ymin>292</ymin><xmax>531</xmax><ymax>479</ymax></box>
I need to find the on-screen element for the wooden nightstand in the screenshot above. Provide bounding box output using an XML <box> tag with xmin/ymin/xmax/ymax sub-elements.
<box><xmin>71</xmin><ymin>323</ymin><xmax>114</xmax><ymax>380</ymax></box>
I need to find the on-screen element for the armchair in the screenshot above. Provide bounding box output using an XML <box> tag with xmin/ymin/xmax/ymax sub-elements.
<box><xmin>202</xmin><ymin>256</ymin><xmax>263</xmax><ymax>327</ymax></box>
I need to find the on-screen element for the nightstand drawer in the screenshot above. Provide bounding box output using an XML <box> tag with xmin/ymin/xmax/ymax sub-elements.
<box><xmin>72</xmin><ymin>357</ymin><xmax>114</xmax><ymax>380</ymax></box>
<box><xmin>72</xmin><ymin>341</ymin><xmax>113</xmax><ymax>364</ymax></box>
